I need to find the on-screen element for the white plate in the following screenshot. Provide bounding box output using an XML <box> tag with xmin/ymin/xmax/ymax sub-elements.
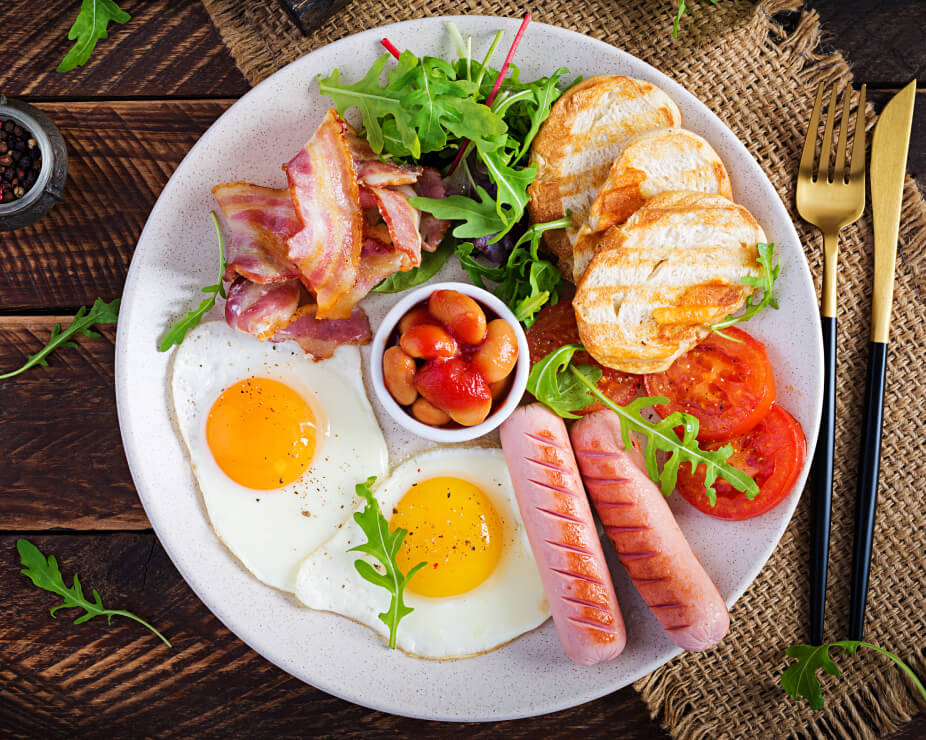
<box><xmin>116</xmin><ymin>16</ymin><xmax>822</xmax><ymax>721</ymax></box>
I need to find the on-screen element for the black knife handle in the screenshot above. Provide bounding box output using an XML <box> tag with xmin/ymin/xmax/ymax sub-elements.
<box><xmin>849</xmin><ymin>341</ymin><xmax>888</xmax><ymax>641</ymax></box>
<box><xmin>810</xmin><ymin>315</ymin><xmax>836</xmax><ymax>646</ymax></box>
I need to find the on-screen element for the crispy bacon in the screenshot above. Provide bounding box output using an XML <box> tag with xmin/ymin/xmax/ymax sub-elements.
<box><xmin>285</xmin><ymin>109</ymin><xmax>363</xmax><ymax>319</ymax></box>
<box><xmin>338</xmin><ymin>118</ymin><xmax>422</xmax><ymax>187</ymax></box>
<box><xmin>225</xmin><ymin>277</ymin><xmax>301</xmax><ymax>341</ymax></box>
<box><xmin>272</xmin><ymin>304</ymin><xmax>372</xmax><ymax>360</ymax></box>
<box><xmin>368</xmin><ymin>185</ymin><xmax>422</xmax><ymax>270</ymax></box>
<box><xmin>415</xmin><ymin>167</ymin><xmax>450</xmax><ymax>251</ymax></box>
<box><xmin>213</xmin><ymin>182</ymin><xmax>301</xmax><ymax>283</ymax></box>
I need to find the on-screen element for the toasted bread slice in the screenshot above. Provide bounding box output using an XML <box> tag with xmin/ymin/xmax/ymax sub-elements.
<box><xmin>528</xmin><ymin>75</ymin><xmax>681</xmax><ymax>279</ymax></box>
<box><xmin>573</xmin><ymin>191</ymin><xmax>765</xmax><ymax>374</ymax></box>
<box><xmin>571</xmin><ymin>128</ymin><xmax>733</xmax><ymax>281</ymax></box>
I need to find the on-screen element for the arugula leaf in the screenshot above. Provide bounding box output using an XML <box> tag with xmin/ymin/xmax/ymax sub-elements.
<box><xmin>373</xmin><ymin>238</ymin><xmax>454</xmax><ymax>293</ymax></box>
<box><xmin>57</xmin><ymin>0</ymin><xmax>130</xmax><ymax>73</ymax></box>
<box><xmin>480</xmin><ymin>149</ymin><xmax>536</xmax><ymax>228</ymax></box>
<box><xmin>0</xmin><ymin>297</ymin><xmax>120</xmax><ymax>380</ymax></box>
<box><xmin>528</xmin><ymin>345</ymin><xmax>759</xmax><ymax>501</ymax></box>
<box><xmin>712</xmin><ymin>242</ymin><xmax>781</xmax><ymax>339</ymax></box>
<box><xmin>410</xmin><ymin>186</ymin><xmax>507</xmax><ymax>241</ymax></box>
<box><xmin>159</xmin><ymin>212</ymin><xmax>226</xmax><ymax>352</ymax></box>
<box><xmin>674</xmin><ymin>0</ymin><xmax>719</xmax><ymax>38</ymax></box>
<box><xmin>17</xmin><ymin>539</ymin><xmax>171</xmax><ymax>647</ymax></box>
<box><xmin>455</xmin><ymin>216</ymin><xmax>568</xmax><ymax>328</ymax></box>
<box><xmin>348</xmin><ymin>477</ymin><xmax>426</xmax><ymax>649</ymax></box>
<box><xmin>782</xmin><ymin>641</ymin><xmax>926</xmax><ymax>710</ymax></box>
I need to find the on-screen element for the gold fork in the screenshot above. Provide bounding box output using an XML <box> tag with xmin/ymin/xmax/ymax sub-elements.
<box><xmin>796</xmin><ymin>81</ymin><xmax>867</xmax><ymax>646</ymax></box>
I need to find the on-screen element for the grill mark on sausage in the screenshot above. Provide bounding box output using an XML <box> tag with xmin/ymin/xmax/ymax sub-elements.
<box><xmin>665</xmin><ymin>624</ymin><xmax>692</xmax><ymax>631</ymax></box>
<box><xmin>603</xmin><ymin>525</ymin><xmax>650</xmax><ymax>534</ymax></box>
<box><xmin>525</xmin><ymin>456</ymin><xmax>572</xmax><ymax>473</ymax></box>
<box><xmin>651</xmin><ymin>602</ymin><xmax>685</xmax><ymax>609</ymax></box>
<box><xmin>562</xmin><ymin>595</ymin><xmax>612</xmax><ymax>612</ymax></box>
<box><xmin>588</xmin><ymin>498</ymin><xmax>633</xmax><ymax>508</ymax></box>
<box><xmin>618</xmin><ymin>551</ymin><xmax>658</xmax><ymax>561</ymax></box>
<box><xmin>544</xmin><ymin>539</ymin><xmax>594</xmax><ymax>556</ymax></box>
<box><xmin>550</xmin><ymin>568</ymin><xmax>605</xmax><ymax>586</ymax></box>
<box><xmin>567</xmin><ymin>616</ymin><xmax>618</xmax><ymax>633</ymax></box>
<box><xmin>535</xmin><ymin>506</ymin><xmax>584</xmax><ymax>524</ymax></box>
<box><xmin>525</xmin><ymin>431</ymin><xmax>568</xmax><ymax>451</ymax></box>
<box><xmin>529</xmin><ymin>478</ymin><xmax>580</xmax><ymax>497</ymax></box>
<box><xmin>632</xmin><ymin>576</ymin><xmax>670</xmax><ymax>585</ymax></box>
<box><xmin>573</xmin><ymin>449</ymin><xmax>623</xmax><ymax>459</ymax></box>
<box><xmin>582</xmin><ymin>476</ymin><xmax>631</xmax><ymax>485</ymax></box>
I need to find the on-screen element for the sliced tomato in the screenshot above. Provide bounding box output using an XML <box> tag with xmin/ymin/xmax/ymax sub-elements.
<box><xmin>644</xmin><ymin>327</ymin><xmax>775</xmax><ymax>441</ymax></box>
<box><xmin>677</xmin><ymin>404</ymin><xmax>807</xmax><ymax>520</ymax></box>
<box><xmin>526</xmin><ymin>300</ymin><xmax>643</xmax><ymax>410</ymax></box>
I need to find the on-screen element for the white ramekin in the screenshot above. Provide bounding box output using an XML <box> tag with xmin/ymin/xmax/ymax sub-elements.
<box><xmin>369</xmin><ymin>281</ymin><xmax>530</xmax><ymax>443</ymax></box>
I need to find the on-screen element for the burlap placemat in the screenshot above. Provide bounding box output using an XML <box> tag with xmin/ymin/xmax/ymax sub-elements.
<box><xmin>201</xmin><ymin>0</ymin><xmax>926</xmax><ymax>736</ymax></box>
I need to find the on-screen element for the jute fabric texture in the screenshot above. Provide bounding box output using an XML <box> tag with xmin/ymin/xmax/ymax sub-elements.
<box><xmin>201</xmin><ymin>1</ymin><xmax>926</xmax><ymax>736</ymax></box>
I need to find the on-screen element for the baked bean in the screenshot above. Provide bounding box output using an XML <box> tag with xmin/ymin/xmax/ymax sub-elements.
<box><xmin>411</xmin><ymin>397</ymin><xmax>451</xmax><ymax>426</ymax></box>
<box><xmin>400</xmin><ymin>324</ymin><xmax>457</xmax><ymax>359</ymax></box>
<box><xmin>383</xmin><ymin>346</ymin><xmax>418</xmax><ymax>406</ymax></box>
<box><xmin>415</xmin><ymin>357</ymin><xmax>492</xmax><ymax>427</ymax></box>
<box><xmin>490</xmin><ymin>373</ymin><xmax>513</xmax><ymax>401</ymax></box>
<box><xmin>398</xmin><ymin>306</ymin><xmax>437</xmax><ymax>335</ymax></box>
<box><xmin>428</xmin><ymin>289</ymin><xmax>487</xmax><ymax>345</ymax></box>
<box><xmin>472</xmin><ymin>319</ymin><xmax>519</xmax><ymax>383</ymax></box>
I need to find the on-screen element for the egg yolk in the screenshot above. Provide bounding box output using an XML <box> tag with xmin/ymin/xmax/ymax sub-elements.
<box><xmin>206</xmin><ymin>377</ymin><xmax>317</xmax><ymax>490</ymax></box>
<box><xmin>391</xmin><ymin>477</ymin><xmax>503</xmax><ymax>598</ymax></box>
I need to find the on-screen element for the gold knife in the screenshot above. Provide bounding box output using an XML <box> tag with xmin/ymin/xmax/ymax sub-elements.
<box><xmin>849</xmin><ymin>79</ymin><xmax>917</xmax><ymax>641</ymax></box>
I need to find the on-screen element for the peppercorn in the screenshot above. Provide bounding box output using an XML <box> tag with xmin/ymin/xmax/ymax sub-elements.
<box><xmin>0</xmin><ymin>117</ymin><xmax>42</xmax><ymax>205</ymax></box>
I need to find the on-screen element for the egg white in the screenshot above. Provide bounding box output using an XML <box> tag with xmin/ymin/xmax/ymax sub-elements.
<box><xmin>170</xmin><ymin>321</ymin><xmax>388</xmax><ymax>592</ymax></box>
<box><xmin>294</xmin><ymin>447</ymin><xmax>550</xmax><ymax>659</ymax></box>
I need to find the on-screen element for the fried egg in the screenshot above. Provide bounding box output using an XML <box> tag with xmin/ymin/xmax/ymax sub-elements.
<box><xmin>294</xmin><ymin>448</ymin><xmax>550</xmax><ymax>658</ymax></box>
<box><xmin>170</xmin><ymin>321</ymin><xmax>388</xmax><ymax>592</ymax></box>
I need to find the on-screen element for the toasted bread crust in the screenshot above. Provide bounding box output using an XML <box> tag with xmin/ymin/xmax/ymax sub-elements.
<box><xmin>573</xmin><ymin>191</ymin><xmax>765</xmax><ymax>374</ymax></box>
<box><xmin>528</xmin><ymin>75</ymin><xmax>681</xmax><ymax>281</ymax></box>
<box><xmin>571</xmin><ymin>129</ymin><xmax>734</xmax><ymax>281</ymax></box>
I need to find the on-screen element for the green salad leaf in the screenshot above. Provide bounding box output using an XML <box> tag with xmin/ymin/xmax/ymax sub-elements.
<box><xmin>456</xmin><ymin>216</ymin><xmax>569</xmax><ymax>327</ymax></box>
<box><xmin>349</xmin><ymin>477</ymin><xmax>426</xmax><ymax>649</ymax></box>
<box><xmin>373</xmin><ymin>238</ymin><xmax>455</xmax><ymax>293</ymax></box>
<box><xmin>782</xmin><ymin>641</ymin><xmax>926</xmax><ymax>710</ymax></box>
<box><xmin>0</xmin><ymin>297</ymin><xmax>120</xmax><ymax>380</ymax></box>
<box><xmin>159</xmin><ymin>212</ymin><xmax>226</xmax><ymax>352</ymax></box>
<box><xmin>410</xmin><ymin>186</ymin><xmax>506</xmax><ymax>240</ymax></box>
<box><xmin>57</xmin><ymin>0</ymin><xmax>131</xmax><ymax>73</ymax></box>
<box><xmin>712</xmin><ymin>242</ymin><xmax>781</xmax><ymax>339</ymax></box>
<box><xmin>17</xmin><ymin>539</ymin><xmax>171</xmax><ymax>647</ymax></box>
<box><xmin>528</xmin><ymin>345</ymin><xmax>759</xmax><ymax>502</ymax></box>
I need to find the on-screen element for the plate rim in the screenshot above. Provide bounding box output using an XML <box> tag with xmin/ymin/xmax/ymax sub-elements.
<box><xmin>115</xmin><ymin>14</ymin><xmax>823</xmax><ymax>722</ymax></box>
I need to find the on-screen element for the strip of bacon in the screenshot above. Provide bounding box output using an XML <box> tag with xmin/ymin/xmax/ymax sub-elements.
<box><xmin>414</xmin><ymin>167</ymin><xmax>450</xmax><ymax>252</ymax></box>
<box><xmin>225</xmin><ymin>277</ymin><xmax>301</xmax><ymax>341</ymax></box>
<box><xmin>272</xmin><ymin>304</ymin><xmax>372</xmax><ymax>360</ymax></box>
<box><xmin>285</xmin><ymin>109</ymin><xmax>363</xmax><ymax>319</ymax></box>
<box><xmin>323</xmin><ymin>233</ymin><xmax>406</xmax><ymax>317</ymax></box>
<box><xmin>213</xmin><ymin>182</ymin><xmax>301</xmax><ymax>283</ymax></box>
<box><xmin>337</xmin><ymin>116</ymin><xmax>422</xmax><ymax>187</ymax></box>
<box><xmin>368</xmin><ymin>185</ymin><xmax>422</xmax><ymax>270</ymax></box>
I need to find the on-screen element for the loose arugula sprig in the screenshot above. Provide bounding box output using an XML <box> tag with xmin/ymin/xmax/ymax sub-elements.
<box><xmin>711</xmin><ymin>242</ymin><xmax>780</xmax><ymax>340</ymax></box>
<box><xmin>528</xmin><ymin>345</ymin><xmax>759</xmax><ymax>502</ymax></box>
<box><xmin>57</xmin><ymin>0</ymin><xmax>131</xmax><ymax>73</ymax></box>
<box><xmin>17</xmin><ymin>539</ymin><xmax>171</xmax><ymax>647</ymax></box>
<box><xmin>349</xmin><ymin>477</ymin><xmax>426</xmax><ymax>649</ymax></box>
<box><xmin>373</xmin><ymin>238</ymin><xmax>455</xmax><ymax>293</ymax></box>
<box><xmin>0</xmin><ymin>297</ymin><xmax>120</xmax><ymax>380</ymax></box>
<box><xmin>159</xmin><ymin>212</ymin><xmax>226</xmax><ymax>352</ymax></box>
<box><xmin>782</xmin><ymin>641</ymin><xmax>926</xmax><ymax>710</ymax></box>
<box><xmin>456</xmin><ymin>216</ymin><xmax>570</xmax><ymax>327</ymax></box>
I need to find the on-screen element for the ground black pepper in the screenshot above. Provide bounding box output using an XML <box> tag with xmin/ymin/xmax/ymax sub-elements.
<box><xmin>0</xmin><ymin>119</ymin><xmax>41</xmax><ymax>203</ymax></box>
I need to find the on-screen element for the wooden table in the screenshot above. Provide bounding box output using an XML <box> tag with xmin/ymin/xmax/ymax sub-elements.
<box><xmin>1</xmin><ymin>1</ymin><xmax>923</xmax><ymax>736</ymax></box>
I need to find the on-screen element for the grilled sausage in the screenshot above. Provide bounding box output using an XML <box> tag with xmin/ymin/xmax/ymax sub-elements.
<box><xmin>570</xmin><ymin>410</ymin><xmax>729</xmax><ymax>651</ymax></box>
<box><xmin>500</xmin><ymin>404</ymin><xmax>626</xmax><ymax>665</ymax></box>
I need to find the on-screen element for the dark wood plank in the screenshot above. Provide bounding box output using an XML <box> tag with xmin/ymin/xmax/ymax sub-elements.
<box><xmin>0</xmin><ymin>0</ymin><xmax>248</xmax><ymax>98</ymax></box>
<box><xmin>0</xmin><ymin>318</ymin><xmax>146</xmax><ymax>530</ymax></box>
<box><xmin>0</xmin><ymin>99</ymin><xmax>232</xmax><ymax>312</ymax></box>
<box><xmin>0</xmin><ymin>533</ymin><xmax>666</xmax><ymax>738</ymax></box>
<box><xmin>804</xmin><ymin>0</ymin><xmax>926</xmax><ymax>85</ymax></box>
